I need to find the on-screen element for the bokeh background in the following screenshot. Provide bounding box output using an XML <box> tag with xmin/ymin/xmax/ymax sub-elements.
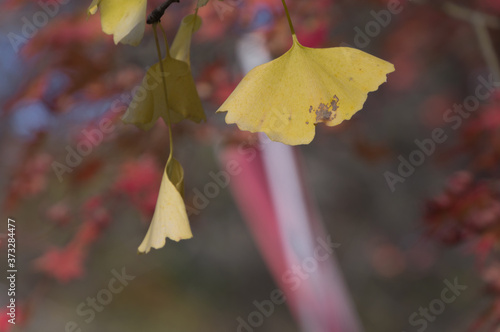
<box><xmin>1</xmin><ymin>0</ymin><xmax>500</xmax><ymax>331</ymax></box>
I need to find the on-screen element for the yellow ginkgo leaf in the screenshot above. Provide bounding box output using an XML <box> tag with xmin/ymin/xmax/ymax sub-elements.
<box><xmin>138</xmin><ymin>158</ymin><xmax>192</xmax><ymax>254</ymax></box>
<box><xmin>122</xmin><ymin>15</ymin><xmax>205</xmax><ymax>129</ymax></box>
<box><xmin>122</xmin><ymin>55</ymin><xmax>206</xmax><ymax>129</ymax></box>
<box><xmin>217</xmin><ymin>35</ymin><xmax>395</xmax><ymax>145</ymax></box>
<box><xmin>88</xmin><ymin>0</ymin><xmax>147</xmax><ymax>46</ymax></box>
<box><xmin>171</xmin><ymin>14</ymin><xmax>202</xmax><ymax>65</ymax></box>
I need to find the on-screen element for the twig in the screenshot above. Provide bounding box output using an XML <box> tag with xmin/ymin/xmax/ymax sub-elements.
<box><xmin>443</xmin><ymin>2</ymin><xmax>500</xmax><ymax>29</ymax></box>
<box><xmin>443</xmin><ymin>2</ymin><xmax>500</xmax><ymax>82</ymax></box>
<box><xmin>147</xmin><ymin>0</ymin><xmax>180</xmax><ymax>24</ymax></box>
<box><xmin>473</xmin><ymin>13</ymin><xmax>500</xmax><ymax>82</ymax></box>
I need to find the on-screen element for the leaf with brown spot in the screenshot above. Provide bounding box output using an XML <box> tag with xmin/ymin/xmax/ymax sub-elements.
<box><xmin>217</xmin><ymin>35</ymin><xmax>395</xmax><ymax>145</ymax></box>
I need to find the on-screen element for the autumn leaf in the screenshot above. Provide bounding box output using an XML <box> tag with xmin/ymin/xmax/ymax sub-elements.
<box><xmin>216</xmin><ymin>0</ymin><xmax>394</xmax><ymax>145</ymax></box>
<box><xmin>217</xmin><ymin>34</ymin><xmax>394</xmax><ymax>145</ymax></box>
<box><xmin>121</xmin><ymin>56</ymin><xmax>205</xmax><ymax>129</ymax></box>
<box><xmin>171</xmin><ymin>14</ymin><xmax>202</xmax><ymax>65</ymax></box>
<box><xmin>122</xmin><ymin>14</ymin><xmax>205</xmax><ymax>129</ymax></box>
<box><xmin>138</xmin><ymin>158</ymin><xmax>193</xmax><ymax>254</ymax></box>
<box><xmin>88</xmin><ymin>0</ymin><xmax>147</xmax><ymax>46</ymax></box>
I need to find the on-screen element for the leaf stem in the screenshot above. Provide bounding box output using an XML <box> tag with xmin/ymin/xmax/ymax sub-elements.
<box><xmin>192</xmin><ymin>7</ymin><xmax>199</xmax><ymax>34</ymax></box>
<box><xmin>281</xmin><ymin>0</ymin><xmax>295</xmax><ymax>36</ymax></box>
<box><xmin>153</xmin><ymin>24</ymin><xmax>174</xmax><ymax>162</ymax></box>
<box><xmin>159</xmin><ymin>24</ymin><xmax>171</xmax><ymax>58</ymax></box>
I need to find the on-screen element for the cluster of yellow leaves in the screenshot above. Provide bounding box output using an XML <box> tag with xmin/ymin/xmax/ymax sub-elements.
<box><xmin>88</xmin><ymin>1</ymin><xmax>206</xmax><ymax>253</ymax></box>
<box><xmin>131</xmin><ymin>15</ymin><xmax>205</xmax><ymax>254</ymax></box>
<box><xmin>88</xmin><ymin>0</ymin><xmax>394</xmax><ymax>253</ymax></box>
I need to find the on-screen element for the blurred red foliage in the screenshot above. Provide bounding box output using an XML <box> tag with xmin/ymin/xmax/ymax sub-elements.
<box><xmin>425</xmin><ymin>91</ymin><xmax>500</xmax><ymax>329</ymax></box>
<box><xmin>2</xmin><ymin>0</ymin><xmax>500</xmax><ymax>330</ymax></box>
<box><xmin>113</xmin><ymin>156</ymin><xmax>162</xmax><ymax>218</ymax></box>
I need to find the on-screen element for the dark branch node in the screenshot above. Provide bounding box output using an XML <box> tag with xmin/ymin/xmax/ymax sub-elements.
<box><xmin>147</xmin><ymin>0</ymin><xmax>180</xmax><ymax>25</ymax></box>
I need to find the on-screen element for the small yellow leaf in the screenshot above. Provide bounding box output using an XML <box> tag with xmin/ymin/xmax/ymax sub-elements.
<box><xmin>122</xmin><ymin>15</ymin><xmax>205</xmax><ymax>129</ymax></box>
<box><xmin>122</xmin><ymin>54</ymin><xmax>206</xmax><ymax>129</ymax></box>
<box><xmin>88</xmin><ymin>0</ymin><xmax>146</xmax><ymax>46</ymax></box>
<box><xmin>171</xmin><ymin>14</ymin><xmax>202</xmax><ymax>65</ymax></box>
<box><xmin>217</xmin><ymin>35</ymin><xmax>395</xmax><ymax>145</ymax></box>
<box><xmin>88</xmin><ymin>0</ymin><xmax>100</xmax><ymax>15</ymax></box>
<box><xmin>138</xmin><ymin>158</ymin><xmax>192</xmax><ymax>254</ymax></box>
